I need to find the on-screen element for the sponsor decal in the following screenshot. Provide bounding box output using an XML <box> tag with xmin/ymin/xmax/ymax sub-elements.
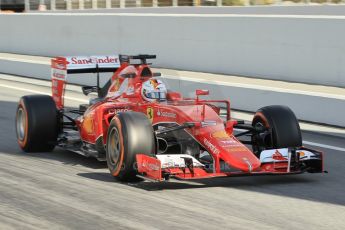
<box><xmin>70</xmin><ymin>56</ymin><xmax>119</xmax><ymax>65</ymax></box>
<box><xmin>211</xmin><ymin>130</ymin><xmax>229</xmax><ymax>139</ymax></box>
<box><xmin>203</xmin><ymin>138</ymin><xmax>220</xmax><ymax>155</ymax></box>
<box><xmin>51</xmin><ymin>67</ymin><xmax>67</xmax><ymax>109</ymax></box>
<box><xmin>66</xmin><ymin>55</ymin><xmax>120</xmax><ymax>70</ymax></box>
<box><xmin>260</xmin><ymin>149</ymin><xmax>316</xmax><ymax>164</ymax></box>
<box><xmin>109</xmin><ymin>108</ymin><xmax>130</xmax><ymax>114</ymax></box>
<box><xmin>225</xmin><ymin>146</ymin><xmax>248</xmax><ymax>152</ymax></box>
<box><xmin>220</xmin><ymin>139</ymin><xmax>238</xmax><ymax>145</ymax></box>
<box><xmin>70</xmin><ymin>57</ymin><xmax>92</xmax><ymax>65</ymax></box>
<box><xmin>94</xmin><ymin>56</ymin><xmax>119</xmax><ymax>64</ymax></box>
<box><xmin>162</xmin><ymin>158</ymin><xmax>202</xmax><ymax>168</ymax></box>
<box><xmin>56</xmin><ymin>63</ymin><xmax>66</xmax><ymax>70</ymax></box>
<box><xmin>260</xmin><ymin>148</ymin><xmax>289</xmax><ymax>163</ymax></box>
<box><xmin>51</xmin><ymin>68</ymin><xmax>66</xmax><ymax>80</ymax></box>
<box><xmin>51</xmin><ymin>58</ymin><xmax>66</xmax><ymax>70</ymax></box>
<box><xmin>220</xmin><ymin>139</ymin><xmax>244</xmax><ymax>148</ymax></box>
<box><xmin>296</xmin><ymin>150</ymin><xmax>317</xmax><ymax>160</ymax></box>
<box><xmin>147</xmin><ymin>107</ymin><xmax>154</xmax><ymax>122</ymax></box>
<box><xmin>51</xmin><ymin>69</ymin><xmax>66</xmax><ymax>80</ymax></box>
<box><xmin>52</xmin><ymin>73</ymin><xmax>65</xmax><ymax>80</ymax></box>
<box><xmin>141</xmin><ymin>161</ymin><xmax>160</xmax><ymax>171</ymax></box>
<box><xmin>272</xmin><ymin>150</ymin><xmax>287</xmax><ymax>161</ymax></box>
<box><xmin>157</xmin><ymin>109</ymin><xmax>177</xmax><ymax>118</ymax></box>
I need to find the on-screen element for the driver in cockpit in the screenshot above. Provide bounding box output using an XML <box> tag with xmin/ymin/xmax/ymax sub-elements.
<box><xmin>141</xmin><ymin>79</ymin><xmax>167</xmax><ymax>102</ymax></box>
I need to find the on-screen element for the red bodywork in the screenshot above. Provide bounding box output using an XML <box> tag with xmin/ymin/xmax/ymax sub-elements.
<box><xmin>51</xmin><ymin>55</ymin><xmax>323</xmax><ymax>181</ymax></box>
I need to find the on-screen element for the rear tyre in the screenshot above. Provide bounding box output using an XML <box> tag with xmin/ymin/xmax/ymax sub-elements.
<box><xmin>16</xmin><ymin>95</ymin><xmax>59</xmax><ymax>152</ymax></box>
<box><xmin>106</xmin><ymin>112</ymin><xmax>155</xmax><ymax>181</ymax></box>
<box><xmin>251</xmin><ymin>105</ymin><xmax>302</xmax><ymax>156</ymax></box>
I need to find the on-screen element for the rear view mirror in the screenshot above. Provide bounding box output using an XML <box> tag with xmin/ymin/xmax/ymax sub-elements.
<box><xmin>120</xmin><ymin>73</ymin><xmax>136</xmax><ymax>78</ymax></box>
<box><xmin>82</xmin><ymin>86</ymin><xmax>99</xmax><ymax>96</ymax></box>
<box><xmin>196</xmin><ymin>89</ymin><xmax>209</xmax><ymax>96</ymax></box>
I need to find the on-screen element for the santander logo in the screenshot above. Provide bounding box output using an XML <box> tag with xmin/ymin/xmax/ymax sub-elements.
<box><xmin>70</xmin><ymin>56</ymin><xmax>119</xmax><ymax>65</ymax></box>
<box><xmin>65</xmin><ymin>55</ymin><xmax>121</xmax><ymax>70</ymax></box>
<box><xmin>70</xmin><ymin>57</ymin><xmax>92</xmax><ymax>65</ymax></box>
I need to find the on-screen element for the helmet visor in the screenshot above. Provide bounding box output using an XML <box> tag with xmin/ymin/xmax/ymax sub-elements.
<box><xmin>146</xmin><ymin>91</ymin><xmax>166</xmax><ymax>100</ymax></box>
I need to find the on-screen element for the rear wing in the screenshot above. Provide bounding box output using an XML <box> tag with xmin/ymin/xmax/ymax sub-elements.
<box><xmin>51</xmin><ymin>55</ymin><xmax>120</xmax><ymax>109</ymax></box>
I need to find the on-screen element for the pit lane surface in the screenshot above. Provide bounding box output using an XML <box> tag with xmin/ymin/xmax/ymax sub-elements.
<box><xmin>0</xmin><ymin>76</ymin><xmax>345</xmax><ymax>229</ymax></box>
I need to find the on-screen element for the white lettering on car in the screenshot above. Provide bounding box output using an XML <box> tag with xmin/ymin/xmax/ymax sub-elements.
<box><xmin>203</xmin><ymin>138</ymin><xmax>220</xmax><ymax>155</ymax></box>
<box><xmin>157</xmin><ymin>109</ymin><xmax>177</xmax><ymax>118</ymax></box>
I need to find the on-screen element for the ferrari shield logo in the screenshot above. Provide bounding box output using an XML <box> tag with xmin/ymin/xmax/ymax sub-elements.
<box><xmin>147</xmin><ymin>107</ymin><xmax>154</xmax><ymax>122</ymax></box>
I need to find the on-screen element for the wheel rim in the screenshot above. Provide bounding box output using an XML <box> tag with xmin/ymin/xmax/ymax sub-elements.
<box><xmin>108</xmin><ymin>127</ymin><xmax>121</xmax><ymax>166</ymax></box>
<box><xmin>16</xmin><ymin>108</ymin><xmax>26</xmax><ymax>141</ymax></box>
<box><xmin>252</xmin><ymin>121</ymin><xmax>271</xmax><ymax>156</ymax></box>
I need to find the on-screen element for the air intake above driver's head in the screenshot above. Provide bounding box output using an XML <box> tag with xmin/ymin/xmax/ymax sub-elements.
<box><xmin>141</xmin><ymin>67</ymin><xmax>152</xmax><ymax>77</ymax></box>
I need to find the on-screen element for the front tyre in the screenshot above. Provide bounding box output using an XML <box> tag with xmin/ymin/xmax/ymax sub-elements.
<box><xmin>251</xmin><ymin>105</ymin><xmax>302</xmax><ymax>156</ymax></box>
<box><xmin>106</xmin><ymin>112</ymin><xmax>155</xmax><ymax>181</ymax></box>
<box><xmin>16</xmin><ymin>95</ymin><xmax>59</xmax><ymax>152</ymax></box>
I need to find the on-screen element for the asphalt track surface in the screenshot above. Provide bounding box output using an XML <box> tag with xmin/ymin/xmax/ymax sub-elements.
<box><xmin>0</xmin><ymin>76</ymin><xmax>345</xmax><ymax>229</ymax></box>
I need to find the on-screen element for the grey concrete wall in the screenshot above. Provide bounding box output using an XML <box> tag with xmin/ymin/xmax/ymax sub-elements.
<box><xmin>164</xmin><ymin>76</ymin><xmax>345</xmax><ymax>127</ymax></box>
<box><xmin>0</xmin><ymin>13</ymin><xmax>345</xmax><ymax>88</ymax></box>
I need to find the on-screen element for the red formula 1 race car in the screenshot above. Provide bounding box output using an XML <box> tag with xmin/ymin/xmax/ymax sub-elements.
<box><xmin>16</xmin><ymin>54</ymin><xmax>324</xmax><ymax>181</ymax></box>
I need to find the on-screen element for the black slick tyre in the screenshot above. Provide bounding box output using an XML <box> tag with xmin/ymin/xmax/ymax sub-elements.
<box><xmin>16</xmin><ymin>95</ymin><xmax>59</xmax><ymax>152</ymax></box>
<box><xmin>106</xmin><ymin>111</ymin><xmax>155</xmax><ymax>181</ymax></box>
<box><xmin>252</xmin><ymin>105</ymin><xmax>302</xmax><ymax>156</ymax></box>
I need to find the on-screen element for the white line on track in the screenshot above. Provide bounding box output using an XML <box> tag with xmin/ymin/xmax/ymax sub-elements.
<box><xmin>235</xmin><ymin>129</ymin><xmax>345</xmax><ymax>152</ymax></box>
<box><xmin>0</xmin><ymin>84</ymin><xmax>88</xmax><ymax>103</ymax></box>
<box><xmin>1</xmin><ymin>83</ymin><xmax>344</xmax><ymax>152</ymax></box>
<box><xmin>303</xmin><ymin>141</ymin><xmax>345</xmax><ymax>152</ymax></box>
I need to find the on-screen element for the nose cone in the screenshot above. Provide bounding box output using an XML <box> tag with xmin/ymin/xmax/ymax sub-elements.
<box><xmin>221</xmin><ymin>148</ymin><xmax>261</xmax><ymax>172</ymax></box>
<box><xmin>211</xmin><ymin>132</ymin><xmax>261</xmax><ymax>172</ymax></box>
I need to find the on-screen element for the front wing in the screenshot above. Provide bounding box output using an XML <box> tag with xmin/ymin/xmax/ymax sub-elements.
<box><xmin>136</xmin><ymin>147</ymin><xmax>324</xmax><ymax>181</ymax></box>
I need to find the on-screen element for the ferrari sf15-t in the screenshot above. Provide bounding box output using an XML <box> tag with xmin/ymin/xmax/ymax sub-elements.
<box><xmin>15</xmin><ymin>54</ymin><xmax>324</xmax><ymax>181</ymax></box>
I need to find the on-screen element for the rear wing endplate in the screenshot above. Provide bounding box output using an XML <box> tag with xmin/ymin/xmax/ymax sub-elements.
<box><xmin>51</xmin><ymin>55</ymin><xmax>120</xmax><ymax>109</ymax></box>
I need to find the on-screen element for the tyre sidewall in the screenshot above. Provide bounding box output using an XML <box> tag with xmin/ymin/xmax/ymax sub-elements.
<box><xmin>16</xmin><ymin>95</ymin><xmax>58</xmax><ymax>152</ymax></box>
<box><xmin>106</xmin><ymin>116</ymin><xmax>125</xmax><ymax>177</ymax></box>
<box><xmin>106</xmin><ymin>112</ymin><xmax>155</xmax><ymax>181</ymax></box>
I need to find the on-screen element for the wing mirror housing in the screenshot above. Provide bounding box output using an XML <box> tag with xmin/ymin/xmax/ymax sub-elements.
<box><xmin>196</xmin><ymin>89</ymin><xmax>209</xmax><ymax>101</ymax></box>
<box><xmin>196</xmin><ymin>89</ymin><xmax>209</xmax><ymax>96</ymax></box>
<box><xmin>82</xmin><ymin>86</ymin><xmax>99</xmax><ymax>96</ymax></box>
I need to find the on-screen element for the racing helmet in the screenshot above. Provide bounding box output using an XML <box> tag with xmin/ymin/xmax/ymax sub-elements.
<box><xmin>141</xmin><ymin>79</ymin><xmax>167</xmax><ymax>102</ymax></box>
